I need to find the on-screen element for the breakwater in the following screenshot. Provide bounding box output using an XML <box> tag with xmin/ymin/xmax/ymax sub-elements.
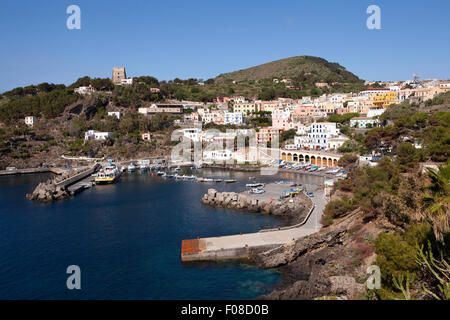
<box><xmin>182</xmin><ymin>185</ymin><xmax>318</xmax><ymax>262</ymax></box>
<box><xmin>26</xmin><ymin>164</ymin><xmax>100</xmax><ymax>202</ymax></box>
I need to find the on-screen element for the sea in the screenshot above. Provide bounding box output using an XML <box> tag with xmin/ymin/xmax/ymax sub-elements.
<box><xmin>0</xmin><ymin>168</ymin><xmax>323</xmax><ymax>299</ymax></box>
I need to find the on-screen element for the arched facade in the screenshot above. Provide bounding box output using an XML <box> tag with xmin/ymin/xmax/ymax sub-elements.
<box><xmin>279</xmin><ymin>149</ymin><xmax>341</xmax><ymax>167</ymax></box>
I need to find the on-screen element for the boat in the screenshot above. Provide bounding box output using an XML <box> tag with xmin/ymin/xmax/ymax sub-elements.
<box><xmin>95</xmin><ymin>161</ymin><xmax>121</xmax><ymax>184</ymax></box>
<box><xmin>248</xmin><ymin>176</ymin><xmax>256</xmax><ymax>180</ymax></box>
<box><xmin>127</xmin><ymin>162</ymin><xmax>136</xmax><ymax>172</ymax></box>
<box><xmin>140</xmin><ymin>165</ymin><xmax>148</xmax><ymax>172</ymax></box>
<box><xmin>249</xmin><ymin>188</ymin><xmax>265</xmax><ymax>194</ymax></box>
<box><xmin>214</xmin><ymin>179</ymin><xmax>223</xmax><ymax>182</ymax></box>
<box><xmin>203</xmin><ymin>178</ymin><xmax>214</xmax><ymax>182</ymax></box>
<box><xmin>246</xmin><ymin>183</ymin><xmax>265</xmax><ymax>188</ymax></box>
<box><xmin>197</xmin><ymin>177</ymin><xmax>205</xmax><ymax>182</ymax></box>
<box><xmin>224</xmin><ymin>179</ymin><xmax>236</xmax><ymax>183</ymax></box>
<box><xmin>156</xmin><ymin>171</ymin><xmax>165</xmax><ymax>176</ymax></box>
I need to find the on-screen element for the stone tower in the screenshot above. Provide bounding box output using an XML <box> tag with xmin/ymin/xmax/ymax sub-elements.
<box><xmin>112</xmin><ymin>67</ymin><xmax>126</xmax><ymax>85</ymax></box>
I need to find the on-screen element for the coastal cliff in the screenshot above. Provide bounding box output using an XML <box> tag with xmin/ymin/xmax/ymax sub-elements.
<box><xmin>252</xmin><ymin>209</ymin><xmax>379</xmax><ymax>300</ymax></box>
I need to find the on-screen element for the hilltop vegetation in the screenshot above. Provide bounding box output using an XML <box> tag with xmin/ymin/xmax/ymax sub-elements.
<box><xmin>215</xmin><ymin>56</ymin><xmax>362</xmax><ymax>84</ymax></box>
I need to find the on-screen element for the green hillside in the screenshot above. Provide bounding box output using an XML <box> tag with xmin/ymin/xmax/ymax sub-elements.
<box><xmin>215</xmin><ymin>55</ymin><xmax>363</xmax><ymax>84</ymax></box>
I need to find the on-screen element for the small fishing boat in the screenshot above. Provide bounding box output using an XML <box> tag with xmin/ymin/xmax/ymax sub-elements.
<box><xmin>203</xmin><ymin>178</ymin><xmax>214</xmax><ymax>182</ymax></box>
<box><xmin>197</xmin><ymin>177</ymin><xmax>205</xmax><ymax>182</ymax></box>
<box><xmin>156</xmin><ymin>171</ymin><xmax>165</xmax><ymax>176</ymax></box>
<box><xmin>248</xmin><ymin>176</ymin><xmax>256</xmax><ymax>180</ymax></box>
<box><xmin>224</xmin><ymin>179</ymin><xmax>236</xmax><ymax>183</ymax></box>
<box><xmin>140</xmin><ymin>165</ymin><xmax>148</xmax><ymax>172</ymax></box>
<box><xmin>214</xmin><ymin>179</ymin><xmax>223</xmax><ymax>183</ymax></box>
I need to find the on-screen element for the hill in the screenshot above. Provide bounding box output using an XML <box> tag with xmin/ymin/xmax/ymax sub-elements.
<box><xmin>215</xmin><ymin>56</ymin><xmax>363</xmax><ymax>84</ymax></box>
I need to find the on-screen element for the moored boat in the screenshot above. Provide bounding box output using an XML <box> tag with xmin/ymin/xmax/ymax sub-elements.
<box><xmin>224</xmin><ymin>179</ymin><xmax>236</xmax><ymax>183</ymax></box>
<box><xmin>95</xmin><ymin>161</ymin><xmax>121</xmax><ymax>184</ymax></box>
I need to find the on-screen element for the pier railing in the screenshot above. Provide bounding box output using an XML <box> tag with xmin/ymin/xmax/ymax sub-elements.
<box><xmin>55</xmin><ymin>163</ymin><xmax>100</xmax><ymax>188</ymax></box>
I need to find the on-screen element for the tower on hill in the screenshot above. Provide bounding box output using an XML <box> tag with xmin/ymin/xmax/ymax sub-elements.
<box><xmin>112</xmin><ymin>67</ymin><xmax>126</xmax><ymax>85</ymax></box>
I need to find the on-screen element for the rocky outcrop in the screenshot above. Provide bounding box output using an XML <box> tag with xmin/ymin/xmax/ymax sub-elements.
<box><xmin>201</xmin><ymin>188</ymin><xmax>312</xmax><ymax>223</ymax></box>
<box><xmin>253</xmin><ymin>228</ymin><xmax>346</xmax><ymax>268</ymax></box>
<box><xmin>256</xmin><ymin>210</ymin><xmax>375</xmax><ymax>300</ymax></box>
<box><xmin>26</xmin><ymin>168</ymin><xmax>85</xmax><ymax>202</ymax></box>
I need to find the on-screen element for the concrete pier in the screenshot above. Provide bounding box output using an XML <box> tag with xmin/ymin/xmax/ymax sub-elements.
<box><xmin>181</xmin><ymin>185</ymin><xmax>326</xmax><ymax>262</ymax></box>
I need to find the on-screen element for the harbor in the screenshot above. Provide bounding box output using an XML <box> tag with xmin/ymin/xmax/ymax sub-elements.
<box><xmin>181</xmin><ymin>181</ymin><xmax>326</xmax><ymax>262</ymax></box>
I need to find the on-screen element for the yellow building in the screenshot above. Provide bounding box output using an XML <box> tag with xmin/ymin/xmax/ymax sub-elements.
<box><xmin>373</xmin><ymin>91</ymin><xmax>398</xmax><ymax>108</ymax></box>
<box><xmin>233</xmin><ymin>102</ymin><xmax>258</xmax><ymax>114</ymax></box>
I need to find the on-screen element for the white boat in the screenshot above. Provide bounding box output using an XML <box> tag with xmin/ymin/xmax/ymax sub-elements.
<box><xmin>95</xmin><ymin>161</ymin><xmax>121</xmax><ymax>184</ymax></box>
<box><xmin>140</xmin><ymin>165</ymin><xmax>148</xmax><ymax>172</ymax></box>
<box><xmin>249</xmin><ymin>188</ymin><xmax>265</xmax><ymax>194</ymax></box>
<box><xmin>127</xmin><ymin>163</ymin><xmax>136</xmax><ymax>172</ymax></box>
<box><xmin>246</xmin><ymin>183</ymin><xmax>265</xmax><ymax>188</ymax></box>
<box><xmin>156</xmin><ymin>171</ymin><xmax>165</xmax><ymax>176</ymax></box>
<box><xmin>203</xmin><ymin>178</ymin><xmax>214</xmax><ymax>182</ymax></box>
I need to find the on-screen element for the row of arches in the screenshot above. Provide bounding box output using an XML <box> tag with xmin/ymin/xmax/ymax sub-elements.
<box><xmin>281</xmin><ymin>152</ymin><xmax>338</xmax><ymax>167</ymax></box>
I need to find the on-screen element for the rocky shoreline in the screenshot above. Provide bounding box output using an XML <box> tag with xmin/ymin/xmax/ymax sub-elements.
<box><xmin>201</xmin><ymin>188</ymin><xmax>313</xmax><ymax>225</ymax></box>
<box><xmin>252</xmin><ymin>209</ymin><xmax>377</xmax><ymax>300</ymax></box>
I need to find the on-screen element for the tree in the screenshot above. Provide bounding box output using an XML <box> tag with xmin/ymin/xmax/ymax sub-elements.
<box><xmin>421</xmin><ymin>160</ymin><xmax>450</xmax><ymax>242</ymax></box>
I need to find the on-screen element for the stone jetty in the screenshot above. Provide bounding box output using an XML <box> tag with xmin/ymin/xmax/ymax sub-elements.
<box><xmin>201</xmin><ymin>188</ymin><xmax>312</xmax><ymax>223</ymax></box>
<box><xmin>26</xmin><ymin>165</ymin><xmax>98</xmax><ymax>202</ymax></box>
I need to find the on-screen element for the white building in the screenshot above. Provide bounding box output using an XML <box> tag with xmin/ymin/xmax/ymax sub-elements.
<box><xmin>74</xmin><ymin>85</ymin><xmax>96</xmax><ymax>95</ymax></box>
<box><xmin>350</xmin><ymin>117</ymin><xmax>379</xmax><ymax>128</ymax></box>
<box><xmin>203</xmin><ymin>149</ymin><xmax>234</xmax><ymax>164</ymax></box>
<box><xmin>179</xmin><ymin>128</ymin><xmax>202</xmax><ymax>142</ymax></box>
<box><xmin>84</xmin><ymin>130</ymin><xmax>113</xmax><ymax>141</ymax></box>
<box><xmin>293</xmin><ymin>122</ymin><xmax>343</xmax><ymax>150</ymax></box>
<box><xmin>24</xmin><ymin>116</ymin><xmax>36</xmax><ymax>126</ymax></box>
<box><xmin>367</xmin><ymin>108</ymin><xmax>386</xmax><ymax>118</ymax></box>
<box><xmin>107</xmin><ymin>111</ymin><xmax>121</xmax><ymax>119</ymax></box>
<box><xmin>119</xmin><ymin>78</ymin><xmax>133</xmax><ymax>86</ymax></box>
<box><xmin>224</xmin><ymin>112</ymin><xmax>243</xmax><ymax>125</ymax></box>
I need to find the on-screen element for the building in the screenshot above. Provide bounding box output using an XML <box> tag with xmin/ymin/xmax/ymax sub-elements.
<box><xmin>84</xmin><ymin>130</ymin><xmax>113</xmax><ymax>140</ymax></box>
<box><xmin>138</xmin><ymin>104</ymin><xmax>183</xmax><ymax>115</ymax></box>
<box><xmin>141</xmin><ymin>133</ymin><xmax>152</xmax><ymax>141</ymax></box>
<box><xmin>119</xmin><ymin>78</ymin><xmax>133</xmax><ymax>86</ymax></box>
<box><xmin>272</xmin><ymin>109</ymin><xmax>291</xmax><ymax>130</ymax></box>
<box><xmin>350</xmin><ymin>117</ymin><xmax>379</xmax><ymax>128</ymax></box>
<box><xmin>107</xmin><ymin>111</ymin><xmax>121</xmax><ymax>119</ymax></box>
<box><xmin>112</xmin><ymin>67</ymin><xmax>126</xmax><ymax>85</ymax></box>
<box><xmin>224</xmin><ymin>112</ymin><xmax>243</xmax><ymax>125</ymax></box>
<box><xmin>24</xmin><ymin>116</ymin><xmax>36</xmax><ymax>126</ymax></box>
<box><xmin>150</xmin><ymin>88</ymin><xmax>160</xmax><ymax>93</ymax></box>
<box><xmin>74</xmin><ymin>85</ymin><xmax>96</xmax><ymax>95</ymax></box>
<box><xmin>256</xmin><ymin>127</ymin><xmax>282</xmax><ymax>145</ymax></box>
<box><xmin>373</xmin><ymin>91</ymin><xmax>398</xmax><ymax>108</ymax></box>
<box><xmin>293</xmin><ymin>122</ymin><xmax>343</xmax><ymax>150</ymax></box>
<box><xmin>203</xmin><ymin>149</ymin><xmax>234</xmax><ymax>164</ymax></box>
<box><xmin>232</xmin><ymin>102</ymin><xmax>257</xmax><ymax>114</ymax></box>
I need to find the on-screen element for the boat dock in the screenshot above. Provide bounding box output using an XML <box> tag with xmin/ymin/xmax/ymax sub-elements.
<box><xmin>181</xmin><ymin>186</ymin><xmax>326</xmax><ymax>262</ymax></box>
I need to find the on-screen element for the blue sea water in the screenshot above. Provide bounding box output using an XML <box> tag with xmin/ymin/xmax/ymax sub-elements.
<box><xmin>0</xmin><ymin>169</ymin><xmax>322</xmax><ymax>299</ymax></box>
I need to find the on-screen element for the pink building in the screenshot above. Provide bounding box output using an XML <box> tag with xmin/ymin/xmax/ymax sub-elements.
<box><xmin>292</xmin><ymin>105</ymin><xmax>316</xmax><ymax>119</ymax></box>
<box><xmin>271</xmin><ymin>109</ymin><xmax>291</xmax><ymax>130</ymax></box>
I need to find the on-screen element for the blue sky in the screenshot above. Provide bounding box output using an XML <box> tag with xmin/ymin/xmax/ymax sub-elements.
<box><xmin>0</xmin><ymin>0</ymin><xmax>449</xmax><ymax>92</ymax></box>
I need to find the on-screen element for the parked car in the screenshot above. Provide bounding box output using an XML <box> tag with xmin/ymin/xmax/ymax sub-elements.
<box><xmin>308</xmin><ymin>192</ymin><xmax>314</xmax><ymax>197</ymax></box>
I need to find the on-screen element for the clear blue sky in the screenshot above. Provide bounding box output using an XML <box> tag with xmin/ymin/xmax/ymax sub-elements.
<box><xmin>0</xmin><ymin>0</ymin><xmax>449</xmax><ymax>92</ymax></box>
